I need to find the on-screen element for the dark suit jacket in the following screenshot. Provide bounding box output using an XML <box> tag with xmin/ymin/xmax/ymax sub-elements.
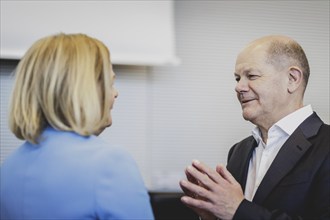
<box><xmin>227</xmin><ymin>113</ymin><xmax>330</xmax><ymax>220</ymax></box>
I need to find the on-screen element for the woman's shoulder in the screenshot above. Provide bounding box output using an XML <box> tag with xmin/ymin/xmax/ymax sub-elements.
<box><xmin>90</xmin><ymin>137</ymin><xmax>134</xmax><ymax>165</ymax></box>
<box><xmin>39</xmin><ymin>127</ymin><xmax>135</xmax><ymax>166</ymax></box>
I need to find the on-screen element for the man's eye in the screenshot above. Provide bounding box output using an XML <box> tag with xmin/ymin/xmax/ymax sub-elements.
<box><xmin>248</xmin><ymin>75</ymin><xmax>258</xmax><ymax>80</ymax></box>
<box><xmin>235</xmin><ymin>77</ymin><xmax>240</xmax><ymax>82</ymax></box>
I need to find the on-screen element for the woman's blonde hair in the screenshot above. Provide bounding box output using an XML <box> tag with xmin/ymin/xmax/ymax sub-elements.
<box><xmin>9</xmin><ymin>33</ymin><xmax>113</xmax><ymax>143</ymax></box>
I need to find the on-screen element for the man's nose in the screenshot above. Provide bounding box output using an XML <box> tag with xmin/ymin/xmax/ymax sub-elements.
<box><xmin>235</xmin><ymin>78</ymin><xmax>248</xmax><ymax>93</ymax></box>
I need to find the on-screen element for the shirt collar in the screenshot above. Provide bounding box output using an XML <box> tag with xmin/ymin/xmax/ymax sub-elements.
<box><xmin>252</xmin><ymin>105</ymin><xmax>313</xmax><ymax>142</ymax></box>
<box><xmin>275</xmin><ymin>105</ymin><xmax>313</xmax><ymax>135</ymax></box>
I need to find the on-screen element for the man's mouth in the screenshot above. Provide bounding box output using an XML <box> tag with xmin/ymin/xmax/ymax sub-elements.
<box><xmin>241</xmin><ymin>99</ymin><xmax>254</xmax><ymax>104</ymax></box>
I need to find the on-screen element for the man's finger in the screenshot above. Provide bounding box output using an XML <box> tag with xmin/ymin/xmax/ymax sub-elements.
<box><xmin>192</xmin><ymin>160</ymin><xmax>225</xmax><ymax>185</ymax></box>
<box><xmin>181</xmin><ymin>195</ymin><xmax>212</xmax><ymax>212</ymax></box>
<box><xmin>179</xmin><ymin>179</ymin><xmax>212</xmax><ymax>200</ymax></box>
<box><xmin>216</xmin><ymin>164</ymin><xmax>237</xmax><ymax>185</ymax></box>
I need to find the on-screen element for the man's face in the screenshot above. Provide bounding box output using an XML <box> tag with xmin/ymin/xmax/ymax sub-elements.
<box><xmin>234</xmin><ymin>44</ymin><xmax>290</xmax><ymax>129</ymax></box>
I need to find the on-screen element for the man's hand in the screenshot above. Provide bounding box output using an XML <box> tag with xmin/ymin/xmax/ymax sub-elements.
<box><xmin>179</xmin><ymin>160</ymin><xmax>244</xmax><ymax>220</ymax></box>
<box><xmin>180</xmin><ymin>163</ymin><xmax>217</xmax><ymax>220</ymax></box>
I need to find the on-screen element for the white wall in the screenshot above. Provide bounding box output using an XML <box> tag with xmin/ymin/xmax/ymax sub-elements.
<box><xmin>1</xmin><ymin>1</ymin><xmax>329</xmax><ymax>192</ymax></box>
<box><xmin>0</xmin><ymin>1</ymin><xmax>178</xmax><ymax>65</ymax></box>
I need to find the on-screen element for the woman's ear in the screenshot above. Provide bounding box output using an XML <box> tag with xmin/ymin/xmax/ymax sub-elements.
<box><xmin>287</xmin><ymin>66</ymin><xmax>303</xmax><ymax>94</ymax></box>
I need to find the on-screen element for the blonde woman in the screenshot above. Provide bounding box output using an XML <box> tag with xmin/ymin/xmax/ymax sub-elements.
<box><xmin>0</xmin><ymin>33</ymin><xmax>154</xmax><ymax>219</ymax></box>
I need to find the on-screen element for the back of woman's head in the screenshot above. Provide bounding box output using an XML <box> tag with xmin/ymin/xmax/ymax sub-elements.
<box><xmin>9</xmin><ymin>33</ymin><xmax>113</xmax><ymax>143</ymax></box>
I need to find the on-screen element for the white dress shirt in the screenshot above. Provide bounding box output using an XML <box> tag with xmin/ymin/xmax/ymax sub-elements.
<box><xmin>244</xmin><ymin>105</ymin><xmax>313</xmax><ymax>201</ymax></box>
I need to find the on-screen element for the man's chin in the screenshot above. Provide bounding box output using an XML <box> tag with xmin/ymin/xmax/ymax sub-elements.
<box><xmin>242</xmin><ymin>111</ymin><xmax>255</xmax><ymax>122</ymax></box>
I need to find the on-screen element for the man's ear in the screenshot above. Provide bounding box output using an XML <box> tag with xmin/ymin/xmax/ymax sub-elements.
<box><xmin>287</xmin><ymin>66</ymin><xmax>303</xmax><ymax>94</ymax></box>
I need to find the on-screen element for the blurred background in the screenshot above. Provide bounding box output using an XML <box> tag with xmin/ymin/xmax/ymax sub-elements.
<box><xmin>1</xmin><ymin>0</ymin><xmax>329</xmax><ymax>193</ymax></box>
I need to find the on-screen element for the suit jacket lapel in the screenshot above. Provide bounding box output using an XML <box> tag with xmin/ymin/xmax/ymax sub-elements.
<box><xmin>252</xmin><ymin>113</ymin><xmax>323</xmax><ymax>204</ymax></box>
<box><xmin>227</xmin><ymin>137</ymin><xmax>257</xmax><ymax>191</ymax></box>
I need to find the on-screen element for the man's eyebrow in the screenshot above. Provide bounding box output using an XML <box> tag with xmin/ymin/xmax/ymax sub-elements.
<box><xmin>242</xmin><ymin>68</ymin><xmax>256</xmax><ymax>76</ymax></box>
<box><xmin>234</xmin><ymin>68</ymin><xmax>251</xmax><ymax>76</ymax></box>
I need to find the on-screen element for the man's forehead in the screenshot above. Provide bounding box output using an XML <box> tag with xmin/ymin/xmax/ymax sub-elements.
<box><xmin>234</xmin><ymin>64</ymin><xmax>259</xmax><ymax>75</ymax></box>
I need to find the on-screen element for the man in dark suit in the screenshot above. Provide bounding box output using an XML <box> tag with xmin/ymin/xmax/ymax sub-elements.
<box><xmin>179</xmin><ymin>35</ymin><xmax>330</xmax><ymax>220</ymax></box>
